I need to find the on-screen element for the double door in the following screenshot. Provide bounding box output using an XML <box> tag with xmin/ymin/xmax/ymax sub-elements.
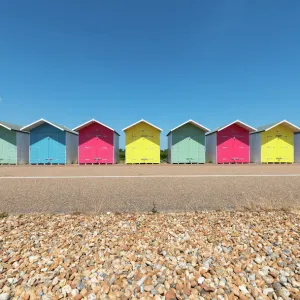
<box><xmin>262</xmin><ymin>126</ymin><xmax>293</xmax><ymax>163</ymax></box>
<box><xmin>30</xmin><ymin>132</ymin><xmax>66</xmax><ymax>164</ymax></box>
<box><xmin>217</xmin><ymin>130</ymin><xmax>249</xmax><ymax>163</ymax></box>
<box><xmin>130</xmin><ymin>134</ymin><xmax>157</xmax><ymax>163</ymax></box>
<box><xmin>172</xmin><ymin>135</ymin><xmax>204</xmax><ymax>163</ymax></box>
<box><xmin>79</xmin><ymin>131</ymin><xmax>113</xmax><ymax>164</ymax></box>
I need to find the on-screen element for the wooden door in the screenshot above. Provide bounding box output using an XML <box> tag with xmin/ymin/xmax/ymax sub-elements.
<box><xmin>217</xmin><ymin>132</ymin><xmax>234</xmax><ymax>163</ymax></box>
<box><xmin>233</xmin><ymin>133</ymin><xmax>249</xmax><ymax>163</ymax></box>
<box><xmin>0</xmin><ymin>128</ymin><xmax>17</xmax><ymax>164</ymax></box>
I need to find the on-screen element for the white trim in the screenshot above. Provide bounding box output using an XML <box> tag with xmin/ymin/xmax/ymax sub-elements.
<box><xmin>215</xmin><ymin>133</ymin><xmax>217</xmax><ymax>164</ymax></box>
<box><xmin>264</xmin><ymin>120</ymin><xmax>300</xmax><ymax>132</ymax></box>
<box><xmin>170</xmin><ymin>132</ymin><xmax>172</xmax><ymax>164</ymax></box>
<box><xmin>72</xmin><ymin>119</ymin><xmax>118</xmax><ymax>134</ymax></box>
<box><xmin>29</xmin><ymin>133</ymin><xmax>31</xmax><ymax>164</ymax></box>
<box><xmin>167</xmin><ymin>119</ymin><xmax>210</xmax><ymax>136</ymax></box>
<box><xmin>21</xmin><ymin>118</ymin><xmax>64</xmax><ymax>132</ymax></box>
<box><xmin>218</xmin><ymin>120</ymin><xmax>256</xmax><ymax>132</ymax></box>
<box><xmin>260</xmin><ymin>133</ymin><xmax>262</xmax><ymax>164</ymax></box>
<box><xmin>122</xmin><ymin>119</ymin><xmax>162</xmax><ymax>132</ymax></box>
<box><xmin>0</xmin><ymin>123</ymin><xmax>12</xmax><ymax>130</ymax></box>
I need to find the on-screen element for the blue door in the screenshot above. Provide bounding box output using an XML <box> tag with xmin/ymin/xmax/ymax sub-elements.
<box><xmin>48</xmin><ymin>132</ymin><xmax>66</xmax><ymax>164</ymax></box>
<box><xmin>30</xmin><ymin>123</ymin><xmax>66</xmax><ymax>164</ymax></box>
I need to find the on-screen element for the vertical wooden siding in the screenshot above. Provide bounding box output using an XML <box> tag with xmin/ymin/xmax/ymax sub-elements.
<box><xmin>294</xmin><ymin>133</ymin><xmax>300</xmax><ymax>163</ymax></box>
<box><xmin>30</xmin><ymin>123</ymin><xmax>66</xmax><ymax>164</ymax></box>
<box><xmin>0</xmin><ymin>127</ymin><xmax>17</xmax><ymax>164</ymax></box>
<box><xmin>216</xmin><ymin>124</ymin><xmax>250</xmax><ymax>163</ymax></box>
<box><xmin>78</xmin><ymin>123</ymin><xmax>114</xmax><ymax>164</ymax></box>
<box><xmin>125</xmin><ymin>122</ymin><xmax>160</xmax><ymax>163</ymax></box>
<box><xmin>261</xmin><ymin>124</ymin><xmax>294</xmax><ymax>163</ymax></box>
<box><xmin>171</xmin><ymin>123</ymin><xmax>206</xmax><ymax>163</ymax></box>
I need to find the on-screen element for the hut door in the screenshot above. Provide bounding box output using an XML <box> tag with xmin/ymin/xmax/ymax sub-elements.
<box><xmin>80</xmin><ymin>133</ymin><xmax>96</xmax><ymax>164</ymax></box>
<box><xmin>218</xmin><ymin>134</ymin><xmax>234</xmax><ymax>163</ymax></box>
<box><xmin>171</xmin><ymin>135</ymin><xmax>188</xmax><ymax>163</ymax></box>
<box><xmin>188</xmin><ymin>136</ymin><xmax>200</xmax><ymax>163</ymax></box>
<box><xmin>0</xmin><ymin>130</ymin><xmax>16</xmax><ymax>164</ymax></box>
<box><xmin>233</xmin><ymin>134</ymin><xmax>249</xmax><ymax>163</ymax></box>
<box><xmin>30</xmin><ymin>133</ymin><xmax>49</xmax><ymax>164</ymax></box>
<box><xmin>48</xmin><ymin>133</ymin><xmax>65</xmax><ymax>164</ymax></box>
<box><xmin>96</xmin><ymin>131</ymin><xmax>113</xmax><ymax>164</ymax></box>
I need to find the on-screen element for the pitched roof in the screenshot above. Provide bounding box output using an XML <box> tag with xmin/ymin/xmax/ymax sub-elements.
<box><xmin>21</xmin><ymin>119</ymin><xmax>78</xmax><ymax>135</ymax></box>
<box><xmin>72</xmin><ymin>119</ymin><xmax>120</xmax><ymax>136</ymax></box>
<box><xmin>206</xmin><ymin>120</ymin><xmax>256</xmax><ymax>136</ymax></box>
<box><xmin>251</xmin><ymin>120</ymin><xmax>300</xmax><ymax>134</ymax></box>
<box><xmin>166</xmin><ymin>120</ymin><xmax>210</xmax><ymax>136</ymax></box>
<box><xmin>122</xmin><ymin>119</ymin><xmax>162</xmax><ymax>132</ymax></box>
<box><xmin>0</xmin><ymin>120</ymin><xmax>27</xmax><ymax>132</ymax></box>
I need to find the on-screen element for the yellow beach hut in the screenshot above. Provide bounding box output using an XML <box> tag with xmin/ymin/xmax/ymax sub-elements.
<box><xmin>123</xmin><ymin>119</ymin><xmax>162</xmax><ymax>164</ymax></box>
<box><xmin>250</xmin><ymin>120</ymin><xmax>300</xmax><ymax>163</ymax></box>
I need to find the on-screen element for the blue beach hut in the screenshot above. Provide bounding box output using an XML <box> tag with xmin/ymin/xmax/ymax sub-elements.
<box><xmin>21</xmin><ymin>119</ymin><xmax>78</xmax><ymax>165</ymax></box>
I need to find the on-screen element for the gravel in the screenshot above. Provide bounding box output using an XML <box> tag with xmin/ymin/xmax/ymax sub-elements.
<box><xmin>0</xmin><ymin>211</ymin><xmax>299</xmax><ymax>299</ymax></box>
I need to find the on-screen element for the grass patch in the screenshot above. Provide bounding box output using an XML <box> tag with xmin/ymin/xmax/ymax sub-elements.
<box><xmin>0</xmin><ymin>212</ymin><xmax>8</xmax><ymax>218</ymax></box>
<box><xmin>151</xmin><ymin>201</ymin><xmax>159</xmax><ymax>214</ymax></box>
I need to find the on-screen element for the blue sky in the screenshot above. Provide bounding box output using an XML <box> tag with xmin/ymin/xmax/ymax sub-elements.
<box><xmin>1</xmin><ymin>0</ymin><xmax>300</xmax><ymax>148</ymax></box>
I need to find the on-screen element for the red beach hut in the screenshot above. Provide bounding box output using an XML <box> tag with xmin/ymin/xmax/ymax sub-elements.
<box><xmin>73</xmin><ymin>119</ymin><xmax>120</xmax><ymax>164</ymax></box>
<box><xmin>206</xmin><ymin>120</ymin><xmax>256</xmax><ymax>164</ymax></box>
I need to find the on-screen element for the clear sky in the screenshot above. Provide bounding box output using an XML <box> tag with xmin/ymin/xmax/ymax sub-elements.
<box><xmin>1</xmin><ymin>0</ymin><xmax>300</xmax><ymax>148</ymax></box>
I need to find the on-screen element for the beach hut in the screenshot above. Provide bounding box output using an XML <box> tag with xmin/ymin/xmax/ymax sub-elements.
<box><xmin>250</xmin><ymin>120</ymin><xmax>300</xmax><ymax>163</ymax></box>
<box><xmin>167</xmin><ymin>120</ymin><xmax>210</xmax><ymax>164</ymax></box>
<box><xmin>0</xmin><ymin>120</ymin><xmax>29</xmax><ymax>165</ymax></box>
<box><xmin>295</xmin><ymin>133</ymin><xmax>300</xmax><ymax>163</ymax></box>
<box><xmin>21</xmin><ymin>119</ymin><xmax>78</xmax><ymax>165</ymax></box>
<box><xmin>206</xmin><ymin>120</ymin><xmax>255</xmax><ymax>164</ymax></box>
<box><xmin>73</xmin><ymin>119</ymin><xmax>120</xmax><ymax>164</ymax></box>
<box><xmin>123</xmin><ymin>119</ymin><xmax>161</xmax><ymax>164</ymax></box>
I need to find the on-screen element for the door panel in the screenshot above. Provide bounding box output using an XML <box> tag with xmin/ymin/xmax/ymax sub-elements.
<box><xmin>48</xmin><ymin>133</ymin><xmax>66</xmax><ymax>164</ymax></box>
<box><xmin>30</xmin><ymin>133</ymin><xmax>49</xmax><ymax>164</ymax></box>
<box><xmin>79</xmin><ymin>133</ymin><xmax>97</xmax><ymax>164</ymax></box>
<box><xmin>97</xmin><ymin>133</ymin><xmax>113</xmax><ymax>164</ymax></box>
<box><xmin>172</xmin><ymin>135</ymin><xmax>190</xmax><ymax>163</ymax></box>
<box><xmin>234</xmin><ymin>134</ymin><xmax>250</xmax><ymax>163</ymax></box>
<box><xmin>189</xmin><ymin>136</ymin><xmax>201</xmax><ymax>163</ymax></box>
<box><xmin>217</xmin><ymin>134</ymin><xmax>234</xmax><ymax>163</ymax></box>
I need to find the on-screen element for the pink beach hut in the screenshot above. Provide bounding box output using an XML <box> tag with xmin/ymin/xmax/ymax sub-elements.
<box><xmin>206</xmin><ymin>120</ymin><xmax>256</xmax><ymax>164</ymax></box>
<box><xmin>73</xmin><ymin>119</ymin><xmax>120</xmax><ymax>164</ymax></box>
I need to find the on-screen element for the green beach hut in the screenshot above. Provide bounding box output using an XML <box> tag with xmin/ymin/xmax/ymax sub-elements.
<box><xmin>167</xmin><ymin>120</ymin><xmax>210</xmax><ymax>164</ymax></box>
<box><xmin>0</xmin><ymin>120</ymin><xmax>29</xmax><ymax>165</ymax></box>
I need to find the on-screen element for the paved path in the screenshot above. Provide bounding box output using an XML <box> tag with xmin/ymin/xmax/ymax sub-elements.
<box><xmin>1</xmin><ymin>165</ymin><xmax>300</xmax><ymax>213</ymax></box>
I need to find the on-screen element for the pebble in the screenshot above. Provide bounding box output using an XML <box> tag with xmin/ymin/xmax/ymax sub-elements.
<box><xmin>0</xmin><ymin>211</ymin><xmax>298</xmax><ymax>299</ymax></box>
<box><xmin>165</xmin><ymin>291</ymin><xmax>176</xmax><ymax>300</ymax></box>
<box><xmin>263</xmin><ymin>287</ymin><xmax>274</xmax><ymax>295</ymax></box>
<box><xmin>239</xmin><ymin>285</ymin><xmax>249</xmax><ymax>294</ymax></box>
<box><xmin>0</xmin><ymin>294</ymin><xmax>10</xmax><ymax>300</ymax></box>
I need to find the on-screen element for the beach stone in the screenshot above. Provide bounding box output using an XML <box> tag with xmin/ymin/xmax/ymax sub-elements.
<box><xmin>0</xmin><ymin>294</ymin><xmax>10</xmax><ymax>300</ymax></box>
<box><xmin>165</xmin><ymin>291</ymin><xmax>176</xmax><ymax>300</ymax></box>
<box><xmin>0</xmin><ymin>211</ymin><xmax>298</xmax><ymax>299</ymax></box>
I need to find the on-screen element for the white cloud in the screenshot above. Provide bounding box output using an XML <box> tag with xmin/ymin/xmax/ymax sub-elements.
<box><xmin>0</xmin><ymin>97</ymin><xmax>2</xmax><ymax>102</ymax></box>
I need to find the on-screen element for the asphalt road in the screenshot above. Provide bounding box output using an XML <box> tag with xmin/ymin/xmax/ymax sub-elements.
<box><xmin>1</xmin><ymin>165</ymin><xmax>300</xmax><ymax>213</ymax></box>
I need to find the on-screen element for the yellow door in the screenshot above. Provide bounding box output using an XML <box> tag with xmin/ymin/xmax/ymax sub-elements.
<box><xmin>125</xmin><ymin>122</ymin><xmax>160</xmax><ymax>163</ymax></box>
<box><xmin>261</xmin><ymin>124</ymin><xmax>294</xmax><ymax>163</ymax></box>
